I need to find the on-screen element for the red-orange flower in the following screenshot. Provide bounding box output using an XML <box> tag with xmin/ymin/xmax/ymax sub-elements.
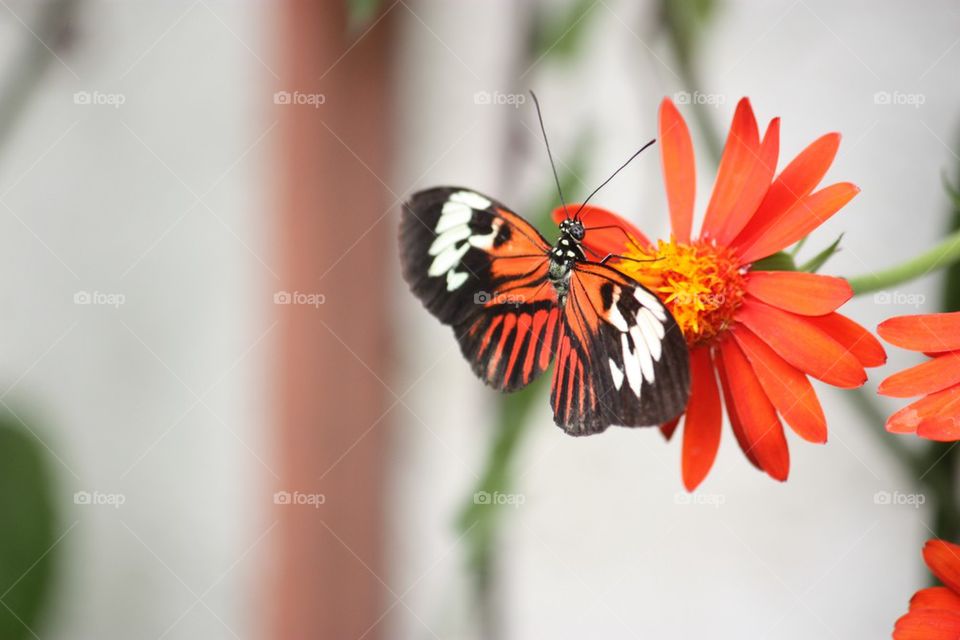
<box><xmin>555</xmin><ymin>97</ymin><xmax>885</xmax><ymax>489</ymax></box>
<box><xmin>878</xmin><ymin>312</ymin><xmax>960</xmax><ymax>440</ymax></box>
<box><xmin>894</xmin><ymin>539</ymin><xmax>960</xmax><ymax>639</ymax></box>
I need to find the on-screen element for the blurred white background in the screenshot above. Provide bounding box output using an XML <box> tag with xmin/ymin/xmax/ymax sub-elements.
<box><xmin>0</xmin><ymin>2</ymin><xmax>272</xmax><ymax>638</ymax></box>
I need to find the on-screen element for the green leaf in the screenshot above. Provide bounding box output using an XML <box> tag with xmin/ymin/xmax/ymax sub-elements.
<box><xmin>799</xmin><ymin>234</ymin><xmax>844</xmax><ymax>273</ymax></box>
<box><xmin>789</xmin><ymin>236</ymin><xmax>808</xmax><ymax>257</ymax></box>
<box><xmin>0</xmin><ymin>413</ymin><xmax>58</xmax><ymax>640</ymax></box>
<box><xmin>751</xmin><ymin>251</ymin><xmax>796</xmax><ymax>272</ymax></box>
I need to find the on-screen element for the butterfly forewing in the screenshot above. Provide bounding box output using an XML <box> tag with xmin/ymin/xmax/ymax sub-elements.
<box><xmin>400</xmin><ymin>187</ymin><xmax>559</xmax><ymax>391</ymax></box>
<box><xmin>553</xmin><ymin>262</ymin><xmax>690</xmax><ymax>434</ymax></box>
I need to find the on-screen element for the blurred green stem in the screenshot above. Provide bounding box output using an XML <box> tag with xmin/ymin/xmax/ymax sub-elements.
<box><xmin>660</xmin><ymin>0</ymin><xmax>723</xmax><ymax>163</ymax></box>
<box><xmin>846</xmin><ymin>227</ymin><xmax>960</xmax><ymax>295</ymax></box>
<box><xmin>0</xmin><ymin>0</ymin><xmax>77</xmax><ymax>150</ymax></box>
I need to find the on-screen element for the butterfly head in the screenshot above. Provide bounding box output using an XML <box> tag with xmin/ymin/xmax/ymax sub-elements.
<box><xmin>558</xmin><ymin>218</ymin><xmax>585</xmax><ymax>242</ymax></box>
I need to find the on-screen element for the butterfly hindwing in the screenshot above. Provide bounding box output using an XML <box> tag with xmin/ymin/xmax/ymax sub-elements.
<box><xmin>456</xmin><ymin>302</ymin><xmax>561</xmax><ymax>391</ymax></box>
<box><xmin>400</xmin><ymin>187</ymin><xmax>559</xmax><ymax>391</ymax></box>
<box><xmin>552</xmin><ymin>262</ymin><xmax>690</xmax><ymax>434</ymax></box>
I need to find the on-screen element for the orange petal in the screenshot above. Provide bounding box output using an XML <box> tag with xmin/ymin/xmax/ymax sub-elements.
<box><xmin>804</xmin><ymin>313</ymin><xmax>887</xmax><ymax>368</ymax></box>
<box><xmin>910</xmin><ymin>587</ymin><xmax>960</xmax><ymax>613</ymax></box>
<box><xmin>732</xmin><ymin>326</ymin><xmax>827</xmax><ymax>443</ymax></box>
<box><xmin>894</xmin><ymin>610</ymin><xmax>960</xmax><ymax>640</ymax></box>
<box><xmin>735</xmin><ymin>182</ymin><xmax>860</xmax><ymax>265</ymax></box>
<box><xmin>713</xmin><ymin>118</ymin><xmax>780</xmax><ymax>244</ymax></box>
<box><xmin>700</xmin><ymin>98</ymin><xmax>761</xmax><ymax>241</ymax></box>
<box><xmin>715</xmin><ymin>349</ymin><xmax>762</xmax><ymax>471</ymax></box>
<box><xmin>925</xmin><ymin>540</ymin><xmax>960</xmax><ymax>593</ymax></box>
<box><xmin>660</xmin><ymin>416</ymin><xmax>680</xmax><ymax>441</ymax></box>
<box><xmin>718</xmin><ymin>337</ymin><xmax>790</xmax><ymax>481</ymax></box>
<box><xmin>658</xmin><ymin>98</ymin><xmax>695</xmax><ymax>243</ymax></box>
<box><xmin>681</xmin><ymin>348</ymin><xmax>722</xmax><ymax>491</ymax></box>
<box><xmin>885</xmin><ymin>385</ymin><xmax>960</xmax><ymax>434</ymax></box>
<box><xmin>917</xmin><ymin>416</ymin><xmax>960</xmax><ymax>442</ymax></box>
<box><xmin>878</xmin><ymin>312</ymin><xmax>960</xmax><ymax>353</ymax></box>
<box><xmin>732</xmin><ymin>132</ymin><xmax>841</xmax><ymax>254</ymax></box>
<box><xmin>735</xmin><ymin>300</ymin><xmax>867</xmax><ymax>388</ymax></box>
<box><xmin>879</xmin><ymin>352</ymin><xmax>960</xmax><ymax>398</ymax></box>
<box><xmin>745</xmin><ymin>271</ymin><xmax>853</xmax><ymax>316</ymax></box>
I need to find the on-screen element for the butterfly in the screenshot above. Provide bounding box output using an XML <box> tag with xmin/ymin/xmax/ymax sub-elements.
<box><xmin>398</xmin><ymin>96</ymin><xmax>690</xmax><ymax>435</ymax></box>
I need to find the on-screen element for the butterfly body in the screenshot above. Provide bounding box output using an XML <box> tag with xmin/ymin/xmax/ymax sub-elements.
<box><xmin>546</xmin><ymin>219</ymin><xmax>586</xmax><ymax>302</ymax></box>
<box><xmin>400</xmin><ymin>186</ymin><xmax>690</xmax><ymax>435</ymax></box>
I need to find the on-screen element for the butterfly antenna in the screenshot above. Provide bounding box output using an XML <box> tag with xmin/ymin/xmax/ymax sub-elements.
<box><xmin>530</xmin><ymin>91</ymin><xmax>571</xmax><ymax>220</ymax></box>
<box><xmin>573</xmin><ymin>138</ymin><xmax>656</xmax><ymax>221</ymax></box>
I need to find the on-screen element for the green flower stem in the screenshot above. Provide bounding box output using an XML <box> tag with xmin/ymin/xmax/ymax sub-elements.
<box><xmin>456</xmin><ymin>377</ymin><xmax>544</xmax><ymax>640</ymax></box>
<box><xmin>456</xmin><ymin>377</ymin><xmax>544</xmax><ymax>568</ymax></box>
<box><xmin>846</xmin><ymin>227</ymin><xmax>960</xmax><ymax>295</ymax></box>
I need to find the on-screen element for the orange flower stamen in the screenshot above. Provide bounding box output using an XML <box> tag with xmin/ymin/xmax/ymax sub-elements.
<box><xmin>618</xmin><ymin>236</ymin><xmax>746</xmax><ymax>347</ymax></box>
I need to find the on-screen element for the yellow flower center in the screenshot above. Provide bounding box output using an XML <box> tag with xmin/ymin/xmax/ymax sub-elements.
<box><xmin>617</xmin><ymin>236</ymin><xmax>746</xmax><ymax>347</ymax></box>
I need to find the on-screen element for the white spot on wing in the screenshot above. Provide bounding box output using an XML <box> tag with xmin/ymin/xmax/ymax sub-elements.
<box><xmin>446</xmin><ymin>269</ymin><xmax>468</xmax><ymax>291</ymax></box>
<box><xmin>428</xmin><ymin>225</ymin><xmax>471</xmax><ymax>255</ymax></box>
<box><xmin>607</xmin><ymin>305</ymin><xmax>629</xmax><ymax>332</ymax></box>
<box><xmin>451</xmin><ymin>190</ymin><xmax>491</xmax><ymax>210</ymax></box>
<box><xmin>468</xmin><ymin>218</ymin><xmax>502</xmax><ymax>250</ymax></box>
<box><xmin>428</xmin><ymin>242</ymin><xmax>470</xmax><ymax>277</ymax></box>
<box><xmin>637</xmin><ymin>309</ymin><xmax>663</xmax><ymax>361</ymax></box>
<box><xmin>631</xmin><ymin>325</ymin><xmax>655</xmax><ymax>383</ymax></box>
<box><xmin>634</xmin><ymin>287</ymin><xmax>667</xmax><ymax>321</ymax></box>
<box><xmin>621</xmin><ymin>334</ymin><xmax>642</xmax><ymax>396</ymax></box>
<box><xmin>609</xmin><ymin>358</ymin><xmax>624</xmax><ymax>390</ymax></box>
<box><xmin>435</xmin><ymin>201</ymin><xmax>472</xmax><ymax>233</ymax></box>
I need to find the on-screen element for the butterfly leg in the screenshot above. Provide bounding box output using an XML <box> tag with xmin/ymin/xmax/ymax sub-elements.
<box><xmin>598</xmin><ymin>253</ymin><xmax>663</xmax><ymax>265</ymax></box>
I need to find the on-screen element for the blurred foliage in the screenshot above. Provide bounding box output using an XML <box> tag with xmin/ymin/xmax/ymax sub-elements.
<box><xmin>799</xmin><ymin>234</ymin><xmax>843</xmax><ymax>273</ymax></box>
<box><xmin>658</xmin><ymin>0</ymin><xmax>717</xmax><ymax>70</ymax></box>
<box><xmin>346</xmin><ymin>0</ymin><xmax>383</xmax><ymax>33</ymax></box>
<box><xmin>0</xmin><ymin>0</ymin><xmax>78</xmax><ymax>149</ymax></box>
<box><xmin>658</xmin><ymin>0</ymin><xmax>723</xmax><ymax>162</ymax></box>
<box><xmin>0</xmin><ymin>415</ymin><xmax>58</xmax><ymax>640</ymax></box>
<box><xmin>528</xmin><ymin>0</ymin><xmax>599</xmax><ymax>63</ymax></box>
<box><xmin>751</xmin><ymin>251</ymin><xmax>796</xmax><ymax>272</ymax></box>
<box><xmin>0</xmin><ymin>3</ymin><xmax>74</xmax><ymax>635</ymax></box>
<box><xmin>943</xmin><ymin>172</ymin><xmax>960</xmax><ymax>313</ymax></box>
